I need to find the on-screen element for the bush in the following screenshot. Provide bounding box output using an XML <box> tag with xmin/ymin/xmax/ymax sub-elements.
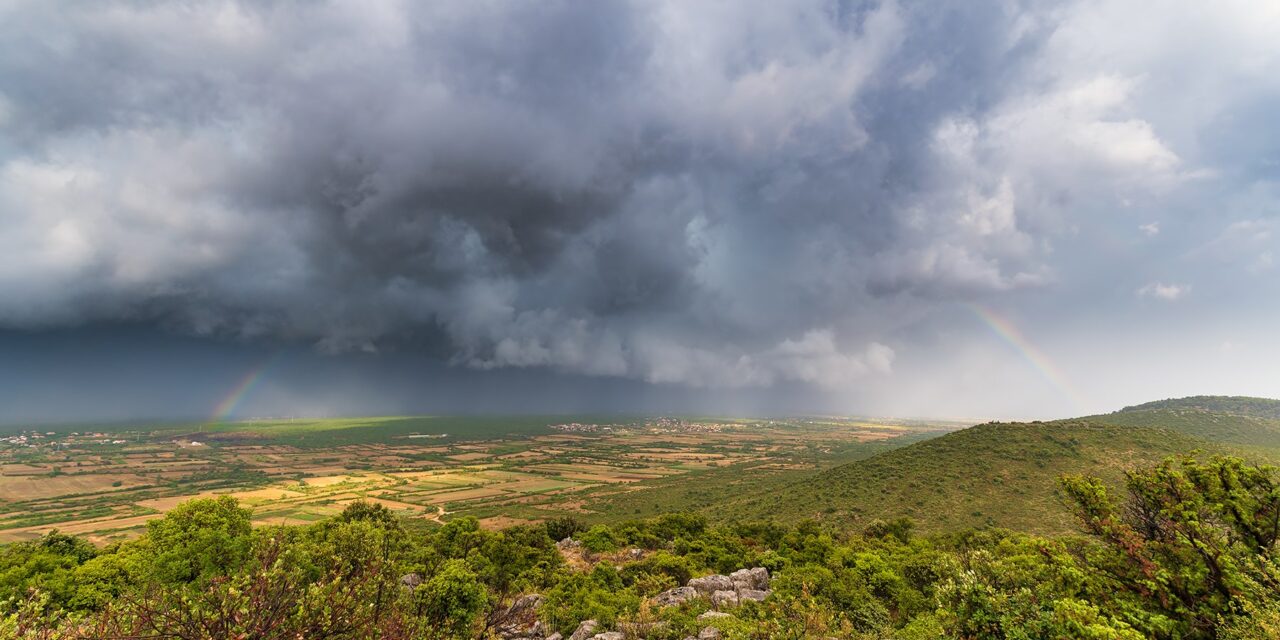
<box><xmin>578</xmin><ymin>525</ymin><xmax>622</xmax><ymax>554</ymax></box>
<box><xmin>545</xmin><ymin>516</ymin><xmax>585</xmax><ymax>542</ymax></box>
<box><xmin>418</xmin><ymin>559</ymin><xmax>487</xmax><ymax>638</ymax></box>
<box><xmin>542</xmin><ymin>563</ymin><xmax>640</xmax><ymax>634</ymax></box>
<box><xmin>145</xmin><ymin>496</ymin><xmax>253</xmax><ymax>584</ymax></box>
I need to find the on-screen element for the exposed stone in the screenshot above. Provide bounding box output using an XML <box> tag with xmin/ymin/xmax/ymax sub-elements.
<box><xmin>688</xmin><ymin>574</ymin><xmax>734</xmax><ymax>595</ymax></box>
<box><xmin>624</xmin><ymin>547</ymin><xmax>645</xmax><ymax>560</ymax></box>
<box><xmin>590</xmin><ymin>633</ymin><xmax>624</xmax><ymax>640</ymax></box>
<box><xmin>738</xmin><ymin>588</ymin><xmax>769</xmax><ymax>603</ymax></box>
<box><xmin>711</xmin><ymin>589</ymin><xmax>739</xmax><ymax>609</ymax></box>
<box><xmin>729</xmin><ymin>567</ymin><xmax>769</xmax><ymax>591</ymax></box>
<box><xmin>557</xmin><ymin>537</ymin><xmax>581</xmax><ymax>550</ymax></box>
<box><xmin>568</xmin><ymin>619</ymin><xmax>598</xmax><ymax>640</ymax></box>
<box><xmin>698</xmin><ymin>627</ymin><xmax>722</xmax><ymax>640</ymax></box>
<box><xmin>546</xmin><ymin>635</ymin><xmax>562</xmax><ymax>640</ymax></box>
<box><xmin>492</xmin><ymin>594</ymin><xmax>545</xmax><ymax>638</ymax></box>
<box><xmin>399</xmin><ymin>573</ymin><xmax>422</xmax><ymax>590</ymax></box>
<box><xmin>697</xmin><ymin>611</ymin><xmax>733</xmax><ymax>621</ymax></box>
<box><xmin>653</xmin><ymin>585</ymin><xmax>699</xmax><ymax>607</ymax></box>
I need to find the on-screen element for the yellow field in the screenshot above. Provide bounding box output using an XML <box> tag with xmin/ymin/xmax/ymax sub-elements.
<box><xmin>0</xmin><ymin>474</ymin><xmax>150</xmax><ymax>501</ymax></box>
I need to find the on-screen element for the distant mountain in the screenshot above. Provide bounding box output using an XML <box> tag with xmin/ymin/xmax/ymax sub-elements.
<box><xmin>707</xmin><ymin>396</ymin><xmax>1280</xmax><ymax>535</ymax></box>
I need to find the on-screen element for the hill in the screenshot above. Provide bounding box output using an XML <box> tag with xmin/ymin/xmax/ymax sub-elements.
<box><xmin>1116</xmin><ymin>395</ymin><xmax>1280</xmax><ymax>420</ymax></box>
<box><xmin>702</xmin><ymin>396</ymin><xmax>1280</xmax><ymax>534</ymax></box>
<box><xmin>1091</xmin><ymin>407</ymin><xmax>1280</xmax><ymax>449</ymax></box>
<box><xmin>702</xmin><ymin>417</ymin><xmax>1280</xmax><ymax>534</ymax></box>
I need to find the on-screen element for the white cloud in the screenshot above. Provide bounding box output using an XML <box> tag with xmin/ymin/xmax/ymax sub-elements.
<box><xmin>1140</xmin><ymin>222</ymin><xmax>1160</xmax><ymax>236</ymax></box>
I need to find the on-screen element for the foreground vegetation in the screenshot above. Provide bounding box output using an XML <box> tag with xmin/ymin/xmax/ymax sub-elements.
<box><xmin>4</xmin><ymin>453</ymin><xmax>1280</xmax><ymax>639</ymax></box>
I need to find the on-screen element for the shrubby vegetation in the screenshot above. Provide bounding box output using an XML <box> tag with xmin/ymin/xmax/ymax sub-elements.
<box><xmin>3</xmin><ymin>455</ymin><xmax>1279</xmax><ymax>639</ymax></box>
<box><xmin>706</xmin><ymin>420</ymin><xmax>1216</xmax><ymax>535</ymax></box>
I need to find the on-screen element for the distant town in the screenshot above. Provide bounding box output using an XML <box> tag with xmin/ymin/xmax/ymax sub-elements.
<box><xmin>550</xmin><ymin>417</ymin><xmax>728</xmax><ymax>434</ymax></box>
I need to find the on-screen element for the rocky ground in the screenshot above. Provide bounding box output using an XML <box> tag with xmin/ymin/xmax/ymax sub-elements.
<box><xmin>485</xmin><ymin>539</ymin><xmax>774</xmax><ymax>640</ymax></box>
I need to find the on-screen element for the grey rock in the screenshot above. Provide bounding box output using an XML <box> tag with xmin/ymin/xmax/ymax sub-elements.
<box><xmin>738</xmin><ymin>588</ymin><xmax>769</xmax><ymax>603</ymax></box>
<box><xmin>729</xmin><ymin>567</ymin><xmax>769</xmax><ymax>591</ymax></box>
<box><xmin>492</xmin><ymin>594</ymin><xmax>545</xmax><ymax>638</ymax></box>
<box><xmin>688</xmin><ymin>574</ymin><xmax>734</xmax><ymax>595</ymax></box>
<box><xmin>590</xmin><ymin>633</ymin><xmax>624</xmax><ymax>640</ymax></box>
<box><xmin>697</xmin><ymin>611</ymin><xmax>733</xmax><ymax>621</ymax></box>
<box><xmin>568</xmin><ymin>619</ymin><xmax>599</xmax><ymax>640</ymax></box>
<box><xmin>546</xmin><ymin>635</ymin><xmax>562</xmax><ymax>640</ymax></box>
<box><xmin>653</xmin><ymin>585</ymin><xmax>699</xmax><ymax>607</ymax></box>
<box><xmin>698</xmin><ymin>628</ymin><xmax>722</xmax><ymax>640</ymax></box>
<box><xmin>711</xmin><ymin>589</ymin><xmax>739</xmax><ymax>609</ymax></box>
<box><xmin>399</xmin><ymin>572</ymin><xmax>422</xmax><ymax>590</ymax></box>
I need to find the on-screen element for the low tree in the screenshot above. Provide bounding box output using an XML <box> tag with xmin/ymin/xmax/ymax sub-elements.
<box><xmin>1061</xmin><ymin>456</ymin><xmax>1280</xmax><ymax>638</ymax></box>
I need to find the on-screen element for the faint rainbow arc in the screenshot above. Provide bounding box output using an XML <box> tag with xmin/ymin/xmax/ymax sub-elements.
<box><xmin>966</xmin><ymin>303</ymin><xmax>1087</xmax><ymax>410</ymax></box>
<box><xmin>209</xmin><ymin>358</ymin><xmax>275</xmax><ymax>423</ymax></box>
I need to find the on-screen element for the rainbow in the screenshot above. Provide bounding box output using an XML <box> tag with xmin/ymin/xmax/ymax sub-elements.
<box><xmin>967</xmin><ymin>303</ymin><xmax>1087</xmax><ymax>411</ymax></box>
<box><xmin>209</xmin><ymin>358</ymin><xmax>274</xmax><ymax>423</ymax></box>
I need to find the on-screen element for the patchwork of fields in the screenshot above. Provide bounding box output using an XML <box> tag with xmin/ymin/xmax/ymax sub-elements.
<box><xmin>0</xmin><ymin>416</ymin><xmax>961</xmax><ymax>543</ymax></box>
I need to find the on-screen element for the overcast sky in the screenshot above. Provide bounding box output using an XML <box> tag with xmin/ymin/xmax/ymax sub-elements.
<box><xmin>1</xmin><ymin>0</ymin><xmax>1277</xmax><ymax>423</ymax></box>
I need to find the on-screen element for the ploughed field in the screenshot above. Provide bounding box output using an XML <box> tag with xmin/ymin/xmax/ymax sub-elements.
<box><xmin>0</xmin><ymin>415</ymin><xmax>961</xmax><ymax>543</ymax></box>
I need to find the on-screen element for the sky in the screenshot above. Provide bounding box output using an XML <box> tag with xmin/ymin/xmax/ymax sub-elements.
<box><xmin>1</xmin><ymin>0</ymin><xmax>1278</xmax><ymax>423</ymax></box>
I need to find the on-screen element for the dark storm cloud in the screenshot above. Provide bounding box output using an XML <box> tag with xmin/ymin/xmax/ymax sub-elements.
<box><xmin>1</xmin><ymin>0</ymin><xmax>1278</xmax><ymax>402</ymax></box>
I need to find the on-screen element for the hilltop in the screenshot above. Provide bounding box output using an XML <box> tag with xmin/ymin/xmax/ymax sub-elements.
<box><xmin>1092</xmin><ymin>407</ymin><xmax>1280</xmax><ymax>449</ymax></box>
<box><xmin>1089</xmin><ymin>395</ymin><xmax>1280</xmax><ymax>449</ymax></box>
<box><xmin>1115</xmin><ymin>395</ymin><xmax>1280</xmax><ymax>419</ymax></box>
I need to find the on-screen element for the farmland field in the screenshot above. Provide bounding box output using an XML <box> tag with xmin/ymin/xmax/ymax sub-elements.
<box><xmin>0</xmin><ymin>415</ymin><xmax>962</xmax><ymax>543</ymax></box>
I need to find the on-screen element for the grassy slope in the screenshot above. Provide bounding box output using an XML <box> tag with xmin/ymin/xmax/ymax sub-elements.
<box><xmin>581</xmin><ymin>430</ymin><xmax>941</xmax><ymax>523</ymax></box>
<box><xmin>706</xmin><ymin>417</ymin><xmax>1267</xmax><ymax>535</ymax></box>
